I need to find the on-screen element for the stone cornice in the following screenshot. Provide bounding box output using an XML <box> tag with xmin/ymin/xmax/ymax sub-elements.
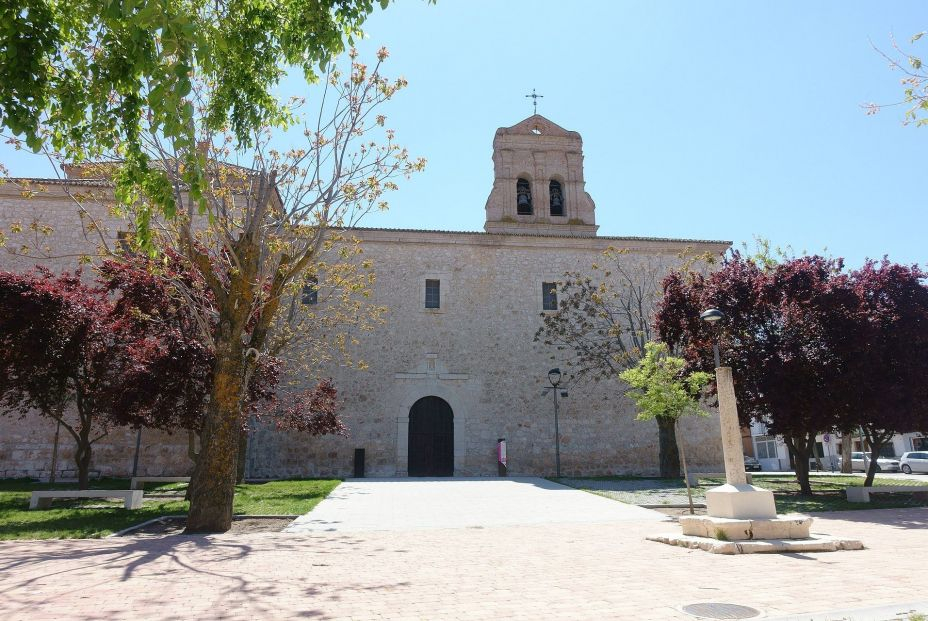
<box><xmin>349</xmin><ymin>227</ymin><xmax>731</xmax><ymax>254</ymax></box>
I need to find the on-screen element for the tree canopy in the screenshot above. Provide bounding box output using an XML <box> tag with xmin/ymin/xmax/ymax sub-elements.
<box><xmin>619</xmin><ymin>342</ymin><xmax>712</xmax><ymax>424</ymax></box>
<box><xmin>0</xmin><ymin>0</ymin><xmax>402</xmax><ymax>245</ymax></box>
<box><xmin>656</xmin><ymin>252</ymin><xmax>928</xmax><ymax>491</ymax></box>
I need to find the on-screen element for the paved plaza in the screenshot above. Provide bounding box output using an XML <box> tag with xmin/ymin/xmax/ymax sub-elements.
<box><xmin>1</xmin><ymin>478</ymin><xmax>928</xmax><ymax>620</ymax></box>
<box><xmin>285</xmin><ymin>477</ymin><xmax>664</xmax><ymax>532</ymax></box>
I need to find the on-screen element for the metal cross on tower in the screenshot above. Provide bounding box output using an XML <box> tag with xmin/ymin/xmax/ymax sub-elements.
<box><xmin>525</xmin><ymin>89</ymin><xmax>544</xmax><ymax>115</ymax></box>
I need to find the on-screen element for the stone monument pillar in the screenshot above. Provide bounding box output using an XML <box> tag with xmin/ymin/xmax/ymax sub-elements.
<box><xmin>645</xmin><ymin>364</ymin><xmax>864</xmax><ymax>552</ymax></box>
<box><xmin>704</xmin><ymin>367</ymin><xmax>777</xmax><ymax>519</ymax></box>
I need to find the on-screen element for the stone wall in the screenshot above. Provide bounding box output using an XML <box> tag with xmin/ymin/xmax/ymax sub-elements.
<box><xmin>247</xmin><ymin>229</ymin><xmax>730</xmax><ymax>478</ymax></box>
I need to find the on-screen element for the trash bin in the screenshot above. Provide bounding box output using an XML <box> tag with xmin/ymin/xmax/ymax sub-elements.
<box><xmin>354</xmin><ymin>448</ymin><xmax>365</xmax><ymax>478</ymax></box>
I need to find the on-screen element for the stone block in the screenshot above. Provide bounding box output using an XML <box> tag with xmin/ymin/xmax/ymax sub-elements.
<box><xmin>680</xmin><ymin>514</ymin><xmax>812</xmax><ymax>541</ymax></box>
<box><xmin>705</xmin><ymin>483</ymin><xmax>777</xmax><ymax>519</ymax></box>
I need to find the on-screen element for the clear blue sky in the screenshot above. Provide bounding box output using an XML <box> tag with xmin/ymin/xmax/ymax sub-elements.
<box><xmin>2</xmin><ymin>1</ymin><xmax>925</xmax><ymax>267</ymax></box>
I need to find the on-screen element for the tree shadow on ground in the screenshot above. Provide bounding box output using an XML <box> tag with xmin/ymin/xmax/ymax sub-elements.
<box><xmin>0</xmin><ymin>532</ymin><xmax>404</xmax><ymax>621</ymax></box>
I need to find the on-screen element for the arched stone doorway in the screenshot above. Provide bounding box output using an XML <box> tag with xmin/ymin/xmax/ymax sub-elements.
<box><xmin>408</xmin><ymin>396</ymin><xmax>454</xmax><ymax>477</ymax></box>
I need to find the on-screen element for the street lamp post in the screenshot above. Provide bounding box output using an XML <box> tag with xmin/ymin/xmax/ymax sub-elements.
<box><xmin>699</xmin><ymin>307</ymin><xmax>776</xmax><ymax>519</ymax></box>
<box><xmin>548</xmin><ymin>368</ymin><xmax>562</xmax><ymax>478</ymax></box>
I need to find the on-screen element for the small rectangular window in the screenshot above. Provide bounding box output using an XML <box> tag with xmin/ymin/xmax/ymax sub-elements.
<box><xmin>425</xmin><ymin>279</ymin><xmax>440</xmax><ymax>309</ymax></box>
<box><xmin>301</xmin><ymin>277</ymin><xmax>318</xmax><ymax>305</ymax></box>
<box><xmin>542</xmin><ymin>282</ymin><xmax>558</xmax><ymax>311</ymax></box>
<box><xmin>116</xmin><ymin>231</ymin><xmax>133</xmax><ymax>254</ymax></box>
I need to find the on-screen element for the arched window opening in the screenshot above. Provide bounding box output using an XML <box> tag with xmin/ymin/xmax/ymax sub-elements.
<box><xmin>516</xmin><ymin>178</ymin><xmax>533</xmax><ymax>215</ymax></box>
<box><xmin>549</xmin><ymin>180</ymin><xmax>565</xmax><ymax>216</ymax></box>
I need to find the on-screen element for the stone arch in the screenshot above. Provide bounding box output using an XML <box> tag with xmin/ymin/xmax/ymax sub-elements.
<box><xmin>407</xmin><ymin>396</ymin><xmax>454</xmax><ymax>477</ymax></box>
<box><xmin>516</xmin><ymin>176</ymin><xmax>533</xmax><ymax>215</ymax></box>
<box><xmin>549</xmin><ymin>177</ymin><xmax>565</xmax><ymax>216</ymax></box>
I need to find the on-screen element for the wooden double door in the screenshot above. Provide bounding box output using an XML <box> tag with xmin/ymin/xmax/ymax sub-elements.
<box><xmin>408</xmin><ymin>396</ymin><xmax>454</xmax><ymax>477</ymax></box>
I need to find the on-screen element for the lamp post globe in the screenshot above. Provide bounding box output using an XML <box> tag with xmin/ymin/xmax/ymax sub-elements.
<box><xmin>548</xmin><ymin>368</ymin><xmax>562</xmax><ymax>387</ymax></box>
<box><xmin>699</xmin><ymin>308</ymin><xmax>724</xmax><ymax>368</ymax></box>
<box><xmin>700</xmin><ymin>308</ymin><xmax>725</xmax><ymax>323</ymax></box>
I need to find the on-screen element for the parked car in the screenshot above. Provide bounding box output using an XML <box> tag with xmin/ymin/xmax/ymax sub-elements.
<box><xmin>846</xmin><ymin>451</ymin><xmax>901</xmax><ymax>473</ymax></box>
<box><xmin>744</xmin><ymin>455</ymin><xmax>763</xmax><ymax>471</ymax></box>
<box><xmin>900</xmin><ymin>452</ymin><xmax>928</xmax><ymax>474</ymax></box>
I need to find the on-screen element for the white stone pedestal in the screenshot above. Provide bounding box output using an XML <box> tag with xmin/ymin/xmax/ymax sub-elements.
<box><xmin>705</xmin><ymin>483</ymin><xmax>777</xmax><ymax>519</ymax></box>
<box><xmin>646</xmin><ymin>365</ymin><xmax>863</xmax><ymax>554</ymax></box>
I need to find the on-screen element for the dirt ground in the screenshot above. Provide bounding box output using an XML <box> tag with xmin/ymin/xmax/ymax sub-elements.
<box><xmin>120</xmin><ymin>516</ymin><xmax>295</xmax><ymax>536</ymax></box>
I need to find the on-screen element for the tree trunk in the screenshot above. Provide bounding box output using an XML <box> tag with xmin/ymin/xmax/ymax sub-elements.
<box><xmin>863</xmin><ymin>448</ymin><xmax>881</xmax><ymax>487</ymax></box>
<box><xmin>675</xmin><ymin>418</ymin><xmax>695</xmax><ymax>514</ymax></box>
<box><xmin>863</xmin><ymin>430</ymin><xmax>892</xmax><ymax>487</ymax></box>
<box><xmin>785</xmin><ymin>433</ymin><xmax>814</xmax><ymax>496</ymax></box>
<box><xmin>185</xmin><ymin>431</ymin><xmax>200</xmax><ymax>502</ymax></box>
<box><xmin>185</xmin><ymin>344</ymin><xmax>245</xmax><ymax>533</ymax></box>
<box><xmin>656</xmin><ymin>416</ymin><xmax>681</xmax><ymax>478</ymax></box>
<box><xmin>75</xmin><ymin>432</ymin><xmax>92</xmax><ymax>490</ymax></box>
<box><xmin>49</xmin><ymin>421</ymin><xmax>61</xmax><ymax>484</ymax></box>
<box><xmin>840</xmin><ymin>434</ymin><xmax>852</xmax><ymax>474</ymax></box>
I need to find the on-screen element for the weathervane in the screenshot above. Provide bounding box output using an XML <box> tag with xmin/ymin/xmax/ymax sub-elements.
<box><xmin>525</xmin><ymin>89</ymin><xmax>544</xmax><ymax>115</ymax></box>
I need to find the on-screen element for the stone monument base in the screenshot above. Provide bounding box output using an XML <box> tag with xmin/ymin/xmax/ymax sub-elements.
<box><xmin>681</xmin><ymin>513</ymin><xmax>812</xmax><ymax>540</ymax></box>
<box><xmin>705</xmin><ymin>483</ymin><xmax>777</xmax><ymax>519</ymax></box>
<box><xmin>646</xmin><ymin>532</ymin><xmax>864</xmax><ymax>555</ymax></box>
<box><xmin>648</xmin><ymin>513</ymin><xmax>864</xmax><ymax>555</ymax></box>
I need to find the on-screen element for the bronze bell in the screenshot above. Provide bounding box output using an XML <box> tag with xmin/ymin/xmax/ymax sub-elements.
<box><xmin>518</xmin><ymin>193</ymin><xmax>530</xmax><ymax>207</ymax></box>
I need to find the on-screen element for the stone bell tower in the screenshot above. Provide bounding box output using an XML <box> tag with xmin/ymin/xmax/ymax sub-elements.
<box><xmin>484</xmin><ymin>114</ymin><xmax>597</xmax><ymax>237</ymax></box>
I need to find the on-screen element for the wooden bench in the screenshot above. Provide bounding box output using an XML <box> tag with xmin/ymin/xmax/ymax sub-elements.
<box><xmin>685</xmin><ymin>472</ymin><xmax>753</xmax><ymax>486</ymax></box>
<box><xmin>846</xmin><ymin>485</ymin><xmax>928</xmax><ymax>503</ymax></box>
<box><xmin>29</xmin><ymin>489</ymin><xmax>143</xmax><ymax>510</ymax></box>
<box><xmin>130</xmin><ymin>476</ymin><xmax>191</xmax><ymax>490</ymax></box>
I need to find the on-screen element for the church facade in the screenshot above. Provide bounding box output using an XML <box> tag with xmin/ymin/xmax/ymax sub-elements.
<box><xmin>0</xmin><ymin>115</ymin><xmax>729</xmax><ymax>480</ymax></box>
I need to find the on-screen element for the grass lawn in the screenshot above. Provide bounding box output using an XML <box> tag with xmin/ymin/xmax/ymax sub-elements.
<box><xmin>0</xmin><ymin>478</ymin><xmax>340</xmax><ymax>540</ymax></box>
<box><xmin>730</xmin><ymin>474</ymin><xmax>928</xmax><ymax>513</ymax></box>
<box><xmin>556</xmin><ymin>474</ymin><xmax>928</xmax><ymax>514</ymax></box>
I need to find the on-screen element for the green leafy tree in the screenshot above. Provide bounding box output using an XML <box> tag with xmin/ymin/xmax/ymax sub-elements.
<box><xmin>0</xmin><ymin>0</ymin><xmax>408</xmax><ymax>246</ymax></box>
<box><xmin>619</xmin><ymin>342</ymin><xmax>712</xmax><ymax>500</ymax></box>
<box><xmin>619</xmin><ymin>342</ymin><xmax>713</xmax><ymax>424</ymax></box>
<box><xmin>2</xmin><ymin>50</ymin><xmax>422</xmax><ymax>532</ymax></box>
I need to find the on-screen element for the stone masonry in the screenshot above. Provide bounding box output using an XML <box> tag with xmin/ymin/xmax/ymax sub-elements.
<box><xmin>0</xmin><ymin>115</ymin><xmax>730</xmax><ymax>479</ymax></box>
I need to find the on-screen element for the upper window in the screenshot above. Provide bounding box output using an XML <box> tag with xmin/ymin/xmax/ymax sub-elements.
<box><xmin>516</xmin><ymin>178</ymin><xmax>533</xmax><ymax>215</ymax></box>
<box><xmin>542</xmin><ymin>282</ymin><xmax>558</xmax><ymax>311</ymax></box>
<box><xmin>116</xmin><ymin>231</ymin><xmax>133</xmax><ymax>254</ymax></box>
<box><xmin>549</xmin><ymin>180</ymin><xmax>564</xmax><ymax>216</ymax></box>
<box><xmin>425</xmin><ymin>279</ymin><xmax>441</xmax><ymax>309</ymax></box>
<box><xmin>301</xmin><ymin>277</ymin><xmax>318</xmax><ymax>305</ymax></box>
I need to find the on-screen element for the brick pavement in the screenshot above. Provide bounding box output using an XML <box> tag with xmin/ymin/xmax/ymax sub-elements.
<box><xmin>1</xmin><ymin>506</ymin><xmax>926</xmax><ymax>620</ymax></box>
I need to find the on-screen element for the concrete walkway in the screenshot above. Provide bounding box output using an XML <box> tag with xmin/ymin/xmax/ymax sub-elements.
<box><xmin>285</xmin><ymin>477</ymin><xmax>666</xmax><ymax>532</ymax></box>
